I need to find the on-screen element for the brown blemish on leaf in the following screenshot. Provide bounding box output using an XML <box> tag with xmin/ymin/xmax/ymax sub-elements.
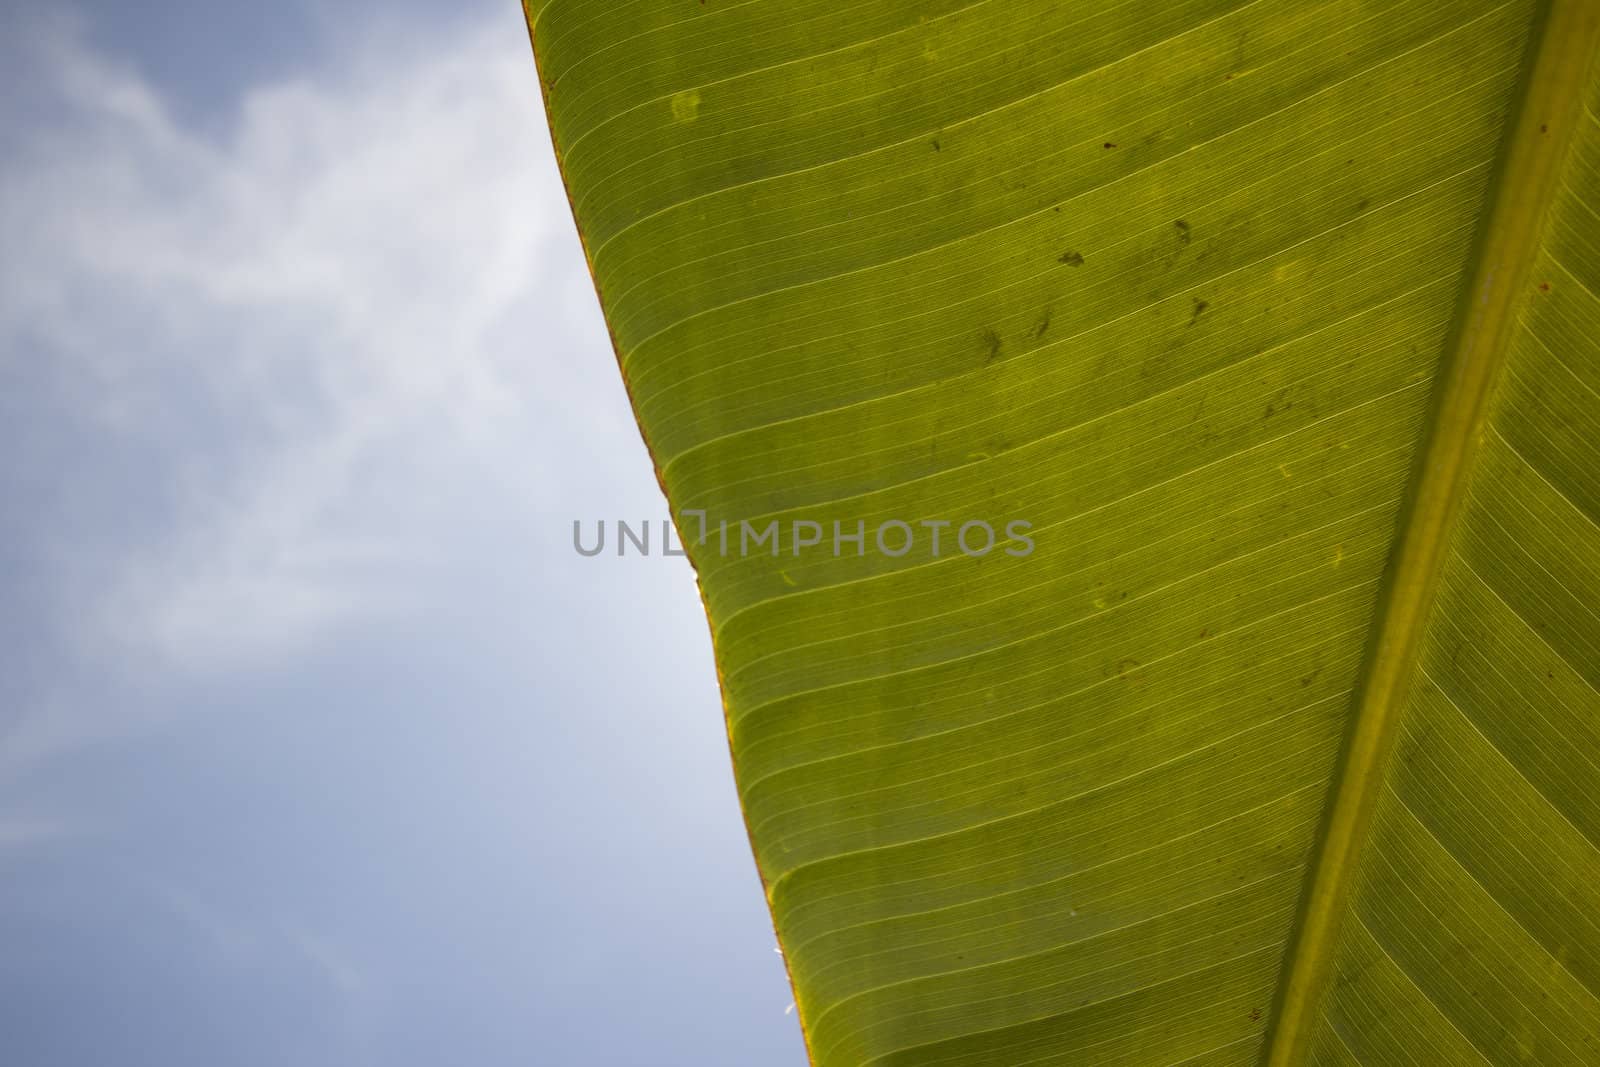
<box><xmin>981</xmin><ymin>328</ymin><xmax>1003</xmax><ymax>364</ymax></box>
<box><xmin>1189</xmin><ymin>297</ymin><xmax>1209</xmax><ymax>325</ymax></box>
<box><xmin>1103</xmin><ymin>141</ymin><xmax>1117</xmax><ymax>149</ymax></box>
<box><xmin>1035</xmin><ymin>309</ymin><xmax>1053</xmax><ymax>339</ymax></box>
<box><xmin>1059</xmin><ymin>251</ymin><xmax>1084</xmax><ymax>267</ymax></box>
<box><xmin>1174</xmin><ymin>219</ymin><xmax>1191</xmax><ymax>245</ymax></box>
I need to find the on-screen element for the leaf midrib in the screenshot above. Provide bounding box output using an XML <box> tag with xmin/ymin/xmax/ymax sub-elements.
<box><xmin>1261</xmin><ymin>2</ymin><xmax>1600</xmax><ymax>1062</ymax></box>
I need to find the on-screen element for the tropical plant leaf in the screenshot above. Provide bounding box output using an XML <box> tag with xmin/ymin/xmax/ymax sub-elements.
<box><xmin>524</xmin><ymin>1</ymin><xmax>1600</xmax><ymax>1063</ymax></box>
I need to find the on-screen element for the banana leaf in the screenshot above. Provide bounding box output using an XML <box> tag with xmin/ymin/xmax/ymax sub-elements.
<box><xmin>524</xmin><ymin>1</ymin><xmax>1600</xmax><ymax>1062</ymax></box>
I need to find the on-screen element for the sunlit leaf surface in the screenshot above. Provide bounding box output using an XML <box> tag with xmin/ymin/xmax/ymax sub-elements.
<box><xmin>525</xmin><ymin>1</ymin><xmax>1600</xmax><ymax>1063</ymax></box>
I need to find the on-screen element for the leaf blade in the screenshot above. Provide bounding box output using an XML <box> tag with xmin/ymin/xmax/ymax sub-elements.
<box><xmin>524</xmin><ymin>1</ymin><xmax>1600</xmax><ymax>1062</ymax></box>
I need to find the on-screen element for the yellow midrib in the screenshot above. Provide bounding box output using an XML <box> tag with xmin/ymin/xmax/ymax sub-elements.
<box><xmin>1260</xmin><ymin>3</ymin><xmax>1600</xmax><ymax>1064</ymax></box>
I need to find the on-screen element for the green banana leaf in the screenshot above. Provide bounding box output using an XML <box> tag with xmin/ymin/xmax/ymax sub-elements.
<box><xmin>525</xmin><ymin>0</ymin><xmax>1600</xmax><ymax>1062</ymax></box>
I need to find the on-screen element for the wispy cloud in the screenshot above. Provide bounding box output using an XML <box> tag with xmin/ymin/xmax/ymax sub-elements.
<box><xmin>2</xmin><ymin>8</ymin><xmax>604</xmax><ymax>697</ymax></box>
<box><xmin>0</xmin><ymin>4</ymin><xmax>660</xmax><ymax>786</ymax></box>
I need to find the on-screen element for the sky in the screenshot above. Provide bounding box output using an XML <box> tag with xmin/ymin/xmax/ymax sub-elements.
<box><xmin>0</xmin><ymin>2</ymin><xmax>806</xmax><ymax>1064</ymax></box>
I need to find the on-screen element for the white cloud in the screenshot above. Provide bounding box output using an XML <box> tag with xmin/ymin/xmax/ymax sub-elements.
<box><xmin>1</xmin><ymin>7</ymin><xmax>617</xmax><ymax>683</ymax></box>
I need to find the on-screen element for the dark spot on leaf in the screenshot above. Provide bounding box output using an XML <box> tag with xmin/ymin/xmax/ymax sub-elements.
<box><xmin>1356</xmin><ymin>198</ymin><xmax>1370</xmax><ymax>211</ymax></box>
<box><xmin>931</xmin><ymin>138</ymin><xmax>941</xmax><ymax>152</ymax></box>
<box><xmin>1103</xmin><ymin>141</ymin><xmax>1117</xmax><ymax>149</ymax></box>
<box><xmin>1189</xmin><ymin>298</ymin><xmax>1208</xmax><ymax>325</ymax></box>
<box><xmin>1250</xmin><ymin>1008</ymin><xmax>1262</xmax><ymax>1022</ymax></box>
<box><xmin>1174</xmin><ymin>219</ymin><xmax>1191</xmax><ymax>245</ymax></box>
<box><xmin>1539</xmin><ymin>281</ymin><xmax>1551</xmax><ymax>292</ymax></box>
<box><xmin>1301</xmin><ymin>667</ymin><xmax>1321</xmax><ymax>688</ymax></box>
<box><xmin>1540</xmin><ymin>123</ymin><xmax>1548</xmax><ymax>133</ymax></box>
<box><xmin>1035</xmin><ymin>309</ymin><xmax>1053</xmax><ymax>338</ymax></box>
<box><xmin>1059</xmin><ymin>251</ymin><xmax>1084</xmax><ymax>267</ymax></box>
<box><xmin>981</xmin><ymin>328</ymin><xmax>1003</xmax><ymax>364</ymax></box>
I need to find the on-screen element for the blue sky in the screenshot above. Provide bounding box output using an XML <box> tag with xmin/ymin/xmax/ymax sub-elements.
<box><xmin>0</xmin><ymin>3</ymin><xmax>805</xmax><ymax>1064</ymax></box>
